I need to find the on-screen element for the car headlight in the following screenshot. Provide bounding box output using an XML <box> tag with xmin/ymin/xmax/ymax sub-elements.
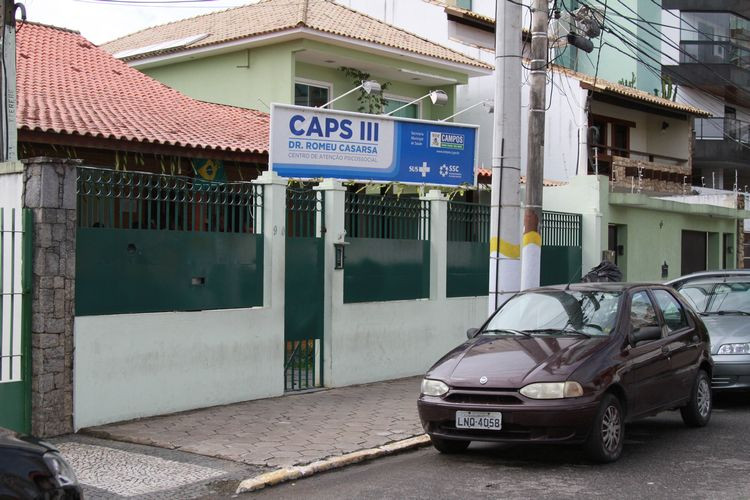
<box><xmin>519</xmin><ymin>381</ymin><xmax>583</xmax><ymax>399</ymax></box>
<box><xmin>43</xmin><ymin>451</ymin><xmax>78</xmax><ymax>488</ymax></box>
<box><xmin>421</xmin><ymin>378</ymin><xmax>449</xmax><ymax>397</ymax></box>
<box><xmin>718</xmin><ymin>343</ymin><xmax>750</xmax><ymax>355</ymax></box>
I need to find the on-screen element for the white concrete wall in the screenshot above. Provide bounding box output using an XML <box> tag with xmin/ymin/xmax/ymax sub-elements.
<box><xmin>73</xmin><ymin>172</ymin><xmax>288</xmax><ymax>429</ymax></box>
<box><xmin>73</xmin><ymin>307</ymin><xmax>284</xmax><ymax>429</ymax></box>
<box><xmin>0</xmin><ymin>162</ymin><xmax>24</xmax><ymax>209</ymax></box>
<box><xmin>329</xmin><ymin>296</ymin><xmax>487</xmax><ymax>386</ymax></box>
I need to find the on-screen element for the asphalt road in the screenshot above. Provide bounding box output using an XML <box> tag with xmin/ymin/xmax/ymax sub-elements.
<box><xmin>249</xmin><ymin>392</ymin><xmax>750</xmax><ymax>500</ymax></box>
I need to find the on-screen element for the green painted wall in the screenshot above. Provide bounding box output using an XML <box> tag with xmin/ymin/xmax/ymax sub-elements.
<box><xmin>141</xmin><ymin>38</ymin><xmax>462</xmax><ymax>116</ymax></box>
<box><xmin>607</xmin><ymin>203</ymin><xmax>736</xmax><ymax>281</ymax></box>
<box><xmin>560</xmin><ymin>0</ymin><xmax>661</xmax><ymax>94</ymax></box>
<box><xmin>296</xmin><ymin>62</ymin><xmax>454</xmax><ymax>119</ymax></box>
<box><xmin>543</xmin><ymin>175</ymin><xmax>743</xmax><ymax>282</ymax></box>
<box><xmin>144</xmin><ymin>42</ymin><xmax>298</xmax><ymax>112</ymax></box>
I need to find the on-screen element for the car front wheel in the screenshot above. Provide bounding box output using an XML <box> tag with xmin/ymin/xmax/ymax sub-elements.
<box><xmin>680</xmin><ymin>370</ymin><xmax>712</xmax><ymax>427</ymax></box>
<box><xmin>585</xmin><ymin>393</ymin><xmax>624</xmax><ymax>463</ymax></box>
<box><xmin>430</xmin><ymin>436</ymin><xmax>470</xmax><ymax>454</ymax></box>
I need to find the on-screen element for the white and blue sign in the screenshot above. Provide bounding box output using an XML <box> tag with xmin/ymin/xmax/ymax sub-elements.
<box><xmin>270</xmin><ymin>104</ymin><xmax>478</xmax><ymax>186</ymax></box>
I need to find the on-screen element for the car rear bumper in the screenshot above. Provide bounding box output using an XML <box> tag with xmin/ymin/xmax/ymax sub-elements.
<box><xmin>712</xmin><ymin>355</ymin><xmax>750</xmax><ymax>390</ymax></box>
<box><xmin>417</xmin><ymin>395</ymin><xmax>599</xmax><ymax>444</ymax></box>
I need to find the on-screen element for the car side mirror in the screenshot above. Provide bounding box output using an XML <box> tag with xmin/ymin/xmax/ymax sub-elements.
<box><xmin>631</xmin><ymin>325</ymin><xmax>661</xmax><ymax>344</ymax></box>
<box><xmin>466</xmin><ymin>328</ymin><xmax>479</xmax><ymax>339</ymax></box>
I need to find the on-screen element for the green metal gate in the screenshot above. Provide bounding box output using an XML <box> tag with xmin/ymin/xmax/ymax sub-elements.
<box><xmin>0</xmin><ymin>208</ymin><xmax>32</xmax><ymax>433</ymax></box>
<box><xmin>540</xmin><ymin>211</ymin><xmax>583</xmax><ymax>285</ymax></box>
<box><xmin>284</xmin><ymin>188</ymin><xmax>325</xmax><ymax>391</ymax></box>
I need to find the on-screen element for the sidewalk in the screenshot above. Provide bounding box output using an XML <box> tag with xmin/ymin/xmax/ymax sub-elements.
<box><xmin>83</xmin><ymin>376</ymin><xmax>428</xmax><ymax>489</ymax></box>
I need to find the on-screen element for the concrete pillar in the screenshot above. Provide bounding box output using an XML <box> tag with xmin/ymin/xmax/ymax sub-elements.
<box><xmin>22</xmin><ymin>157</ymin><xmax>79</xmax><ymax>437</ymax></box>
<box><xmin>421</xmin><ymin>189</ymin><xmax>447</xmax><ymax>301</ymax></box>
<box><xmin>252</xmin><ymin>171</ymin><xmax>286</xmax><ymax>312</ymax></box>
<box><xmin>314</xmin><ymin>179</ymin><xmax>346</xmax><ymax>386</ymax></box>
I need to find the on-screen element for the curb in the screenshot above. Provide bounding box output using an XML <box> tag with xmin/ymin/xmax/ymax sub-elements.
<box><xmin>235</xmin><ymin>434</ymin><xmax>431</xmax><ymax>494</ymax></box>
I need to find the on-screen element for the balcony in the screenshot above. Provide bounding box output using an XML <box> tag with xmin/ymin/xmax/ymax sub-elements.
<box><xmin>665</xmin><ymin>41</ymin><xmax>750</xmax><ymax>107</ymax></box>
<box><xmin>694</xmin><ymin>117</ymin><xmax>750</xmax><ymax>169</ymax></box>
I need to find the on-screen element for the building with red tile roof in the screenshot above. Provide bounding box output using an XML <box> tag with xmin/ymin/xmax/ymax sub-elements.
<box><xmin>17</xmin><ymin>22</ymin><xmax>269</xmax><ymax>174</ymax></box>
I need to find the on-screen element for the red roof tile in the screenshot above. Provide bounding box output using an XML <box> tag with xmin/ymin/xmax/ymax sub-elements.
<box><xmin>17</xmin><ymin>22</ymin><xmax>269</xmax><ymax>156</ymax></box>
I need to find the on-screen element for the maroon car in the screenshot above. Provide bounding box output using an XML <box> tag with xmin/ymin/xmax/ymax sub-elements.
<box><xmin>417</xmin><ymin>283</ymin><xmax>713</xmax><ymax>462</ymax></box>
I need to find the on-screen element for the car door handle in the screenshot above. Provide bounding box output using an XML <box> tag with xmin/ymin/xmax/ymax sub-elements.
<box><xmin>661</xmin><ymin>346</ymin><xmax>670</xmax><ymax>355</ymax></box>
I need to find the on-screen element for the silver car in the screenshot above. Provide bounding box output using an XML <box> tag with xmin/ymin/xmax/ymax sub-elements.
<box><xmin>670</xmin><ymin>272</ymin><xmax>750</xmax><ymax>390</ymax></box>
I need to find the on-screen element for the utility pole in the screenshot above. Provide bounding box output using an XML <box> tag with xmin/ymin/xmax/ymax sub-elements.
<box><xmin>488</xmin><ymin>0</ymin><xmax>523</xmax><ymax>313</ymax></box>
<box><xmin>520</xmin><ymin>0</ymin><xmax>549</xmax><ymax>290</ymax></box>
<box><xmin>0</xmin><ymin>0</ymin><xmax>18</xmax><ymax>162</ymax></box>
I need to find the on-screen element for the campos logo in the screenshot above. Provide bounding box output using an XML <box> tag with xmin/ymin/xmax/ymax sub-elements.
<box><xmin>430</xmin><ymin>131</ymin><xmax>464</xmax><ymax>150</ymax></box>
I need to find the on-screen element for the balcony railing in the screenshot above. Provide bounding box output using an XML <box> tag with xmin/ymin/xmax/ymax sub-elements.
<box><xmin>695</xmin><ymin>117</ymin><xmax>750</xmax><ymax>143</ymax></box>
<box><xmin>680</xmin><ymin>41</ymin><xmax>750</xmax><ymax>72</ymax></box>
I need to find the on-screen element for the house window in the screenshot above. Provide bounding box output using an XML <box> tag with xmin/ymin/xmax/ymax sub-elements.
<box><xmin>383</xmin><ymin>96</ymin><xmax>419</xmax><ymax>119</ymax></box>
<box><xmin>295</xmin><ymin>80</ymin><xmax>330</xmax><ymax>108</ymax></box>
<box><xmin>588</xmin><ymin>114</ymin><xmax>634</xmax><ymax>175</ymax></box>
<box><xmin>455</xmin><ymin>0</ymin><xmax>472</xmax><ymax>9</ymax></box>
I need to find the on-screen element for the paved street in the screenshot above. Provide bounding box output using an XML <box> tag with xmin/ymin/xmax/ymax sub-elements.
<box><xmin>249</xmin><ymin>392</ymin><xmax>750</xmax><ymax>500</ymax></box>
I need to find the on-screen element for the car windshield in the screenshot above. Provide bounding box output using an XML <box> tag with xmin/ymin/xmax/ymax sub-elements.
<box><xmin>680</xmin><ymin>281</ymin><xmax>750</xmax><ymax>315</ymax></box>
<box><xmin>483</xmin><ymin>290</ymin><xmax>623</xmax><ymax>337</ymax></box>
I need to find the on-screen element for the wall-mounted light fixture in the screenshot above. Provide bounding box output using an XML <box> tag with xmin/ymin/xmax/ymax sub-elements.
<box><xmin>439</xmin><ymin>100</ymin><xmax>493</xmax><ymax>122</ymax></box>
<box><xmin>319</xmin><ymin>80</ymin><xmax>382</xmax><ymax>108</ymax></box>
<box><xmin>384</xmin><ymin>90</ymin><xmax>448</xmax><ymax>116</ymax></box>
<box><xmin>661</xmin><ymin>261</ymin><xmax>669</xmax><ymax>279</ymax></box>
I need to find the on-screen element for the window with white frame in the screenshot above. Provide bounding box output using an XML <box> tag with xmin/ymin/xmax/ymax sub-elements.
<box><xmin>382</xmin><ymin>95</ymin><xmax>420</xmax><ymax>119</ymax></box>
<box><xmin>295</xmin><ymin>80</ymin><xmax>331</xmax><ymax>108</ymax></box>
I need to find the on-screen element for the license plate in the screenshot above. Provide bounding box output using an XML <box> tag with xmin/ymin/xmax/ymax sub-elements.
<box><xmin>455</xmin><ymin>411</ymin><xmax>502</xmax><ymax>430</ymax></box>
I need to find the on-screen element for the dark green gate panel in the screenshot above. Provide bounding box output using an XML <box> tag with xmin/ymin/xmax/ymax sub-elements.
<box><xmin>541</xmin><ymin>246</ymin><xmax>583</xmax><ymax>286</ymax></box>
<box><xmin>284</xmin><ymin>237</ymin><xmax>324</xmax><ymax>390</ymax></box>
<box><xmin>76</xmin><ymin>228</ymin><xmax>263</xmax><ymax>315</ymax></box>
<box><xmin>447</xmin><ymin>241</ymin><xmax>489</xmax><ymax>297</ymax></box>
<box><xmin>344</xmin><ymin>237</ymin><xmax>430</xmax><ymax>303</ymax></box>
<box><xmin>285</xmin><ymin>238</ymin><xmax>325</xmax><ymax>342</ymax></box>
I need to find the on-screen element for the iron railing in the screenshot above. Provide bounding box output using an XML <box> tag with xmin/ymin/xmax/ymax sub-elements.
<box><xmin>695</xmin><ymin>117</ymin><xmax>750</xmax><ymax>143</ymax></box>
<box><xmin>447</xmin><ymin>201</ymin><xmax>490</xmax><ymax>243</ymax></box>
<box><xmin>77</xmin><ymin>167</ymin><xmax>263</xmax><ymax>234</ymax></box>
<box><xmin>541</xmin><ymin>211</ymin><xmax>582</xmax><ymax>247</ymax></box>
<box><xmin>286</xmin><ymin>188</ymin><xmax>324</xmax><ymax>238</ymax></box>
<box><xmin>345</xmin><ymin>193</ymin><xmax>430</xmax><ymax>240</ymax></box>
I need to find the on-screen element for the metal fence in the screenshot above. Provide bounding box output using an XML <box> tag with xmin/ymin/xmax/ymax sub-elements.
<box><xmin>447</xmin><ymin>201</ymin><xmax>490</xmax><ymax>242</ymax></box>
<box><xmin>286</xmin><ymin>188</ymin><xmax>325</xmax><ymax>238</ymax></box>
<box><xmin>77</xmin><ymin>167</ymin><xmax>263</xmax><ymax>234</ymax></box>
<box><xmin>345</xmin><ymin>193</ymin><xmax>430</xmax><ymax>240</ymax></box>
<box><xmin>541</xmin><ymin>211</ymin><xmax>582</xmax><ymax>247</ymax></box>
<box><xmin>75</xmin><ymin>167</ymin><xmax>265</xmax><ymax>315</ymax></box>
<box><xmin>285</xmin><ymin>187</ymin><xmax>325</xmax><ymax>392</ymax></box>
<box><xmin>0</xmin><ymin>208</ymin><xmax>32</xmax><ymax>433</ymax></box>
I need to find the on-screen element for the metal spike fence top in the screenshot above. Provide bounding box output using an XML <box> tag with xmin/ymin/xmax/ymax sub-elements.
<box><xmin>540</xmin><ymin>211</ymin><xmax>582</xmax><ymax>247</ymax></box>
<box><xmin>286</xmin><ymin>188</ymin><xmax>325</xmax><ymax>239</ymax></box>
<box><xmin>76</xmin><ymin>167</ymin><xmax>263</xmax><ymax>235</ymax></box>
<box><xmin>344</xmin><ymin>192</ymin><xmax>430</xmax><ymax>240</ymax></box>
<box><xmin>447</xmin><ymin>201</ymin><xmax>490</xmax><ymax>243</ymax></box>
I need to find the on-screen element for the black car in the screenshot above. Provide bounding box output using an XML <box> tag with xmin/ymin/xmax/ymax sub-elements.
<box><xmin>0</xmin><ymin>427</ymin><xmax>82</xmax><ymax>499</ymax></box>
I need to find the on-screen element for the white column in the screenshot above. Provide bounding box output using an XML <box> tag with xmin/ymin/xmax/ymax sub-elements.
<box><xmin>314</xmin><ymin>179</ymin><xmax>347</xmax><ymax>386</ymax></box>
<box><xmin>421</xmin><ymin>189</ymin><xmax>447</xmax><ymax>301</ymax></box>
<box><xmin>252</xmin><ymin>171</ymin><xmax>286</xmax><ymax>312</ymax></box>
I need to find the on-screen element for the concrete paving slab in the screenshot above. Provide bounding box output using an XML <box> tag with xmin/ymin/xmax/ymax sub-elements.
<box><xmin>84</xmin><ymin>377</ymin><xmax>425</xmax><ymax>469</ymax></box>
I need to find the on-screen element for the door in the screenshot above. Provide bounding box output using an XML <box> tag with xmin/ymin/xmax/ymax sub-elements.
<box><xmin>622</xmin><ymin>290</ymin><xmax>674</xmax><ymax>417</ymax></box>
<box><xmin>284</xmin><ymin>188</ymin><xmax>325</xmax><ymax>391</ymax></box>
<box><xmin>0</xmin><ymin>209</ymin><xmax>32</xmax><ymax>433</ymax></box>
<box><xmin>681</xmin><ymin>230</ymin><xmax>707</xmax><ymax>276</ymax></box>
<box><xmin>652</xmin><ymin>289</ymin><xmax>699</xmax><ymax>401</ymax></box>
